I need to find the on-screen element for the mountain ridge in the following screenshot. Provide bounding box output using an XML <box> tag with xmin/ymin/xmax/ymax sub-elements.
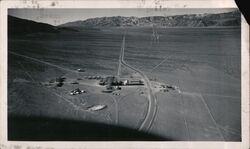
<box><xmin>60</xmin><ymin>10</ymin><xmax>241</xmax><ymax>28</ymax></box>
<box><xmin>8</xmin><ymin>15</ymin><xmax>77</xmax><ymax>36</ymax></box>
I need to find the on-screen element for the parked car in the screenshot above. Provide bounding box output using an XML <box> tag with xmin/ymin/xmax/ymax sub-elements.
<box><xmin>70</xmin><ymin>88</ymin><xmax>86</xmax><ymax>95</ymax></box>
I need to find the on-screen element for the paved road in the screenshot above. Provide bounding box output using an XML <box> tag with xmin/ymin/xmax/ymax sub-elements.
<box><xmin>119</xmin><ymin>35</ymin><xmax>158</xmax><ymax>132</ymax></box>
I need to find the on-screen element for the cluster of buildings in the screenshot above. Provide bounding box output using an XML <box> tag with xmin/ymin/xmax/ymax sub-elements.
<box><xmin>99</xmin><ymin>76</ymin><xmax>144</xmax><ymax>93</ymax></box>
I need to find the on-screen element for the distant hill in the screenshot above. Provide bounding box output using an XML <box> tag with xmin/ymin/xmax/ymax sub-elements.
<box><xmin>60</xmin><ymin>10</ymin><xmax>241</xmax><ymax>28</ymax></box>
<box><xmin>8</xmin><ymin>15</ymin><xmax>77</xmax><ymax>36</ymax></box>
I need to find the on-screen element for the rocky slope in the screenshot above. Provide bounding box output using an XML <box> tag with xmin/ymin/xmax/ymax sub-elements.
<box><xmin>60</xmin><ymin>10</ymin><xmax>241</xmax><ymax>28</ymax></box>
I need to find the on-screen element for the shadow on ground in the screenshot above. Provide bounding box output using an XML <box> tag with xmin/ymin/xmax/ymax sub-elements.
<box><xmin>8</xmin><ymin>115</ymin><xmax>172</xmax><ymax>141</ymax></box>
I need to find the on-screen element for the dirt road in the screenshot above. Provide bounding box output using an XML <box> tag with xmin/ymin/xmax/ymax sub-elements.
<box><xmin>119</xmin><ymin>35</ymin><xmax>158</xmax><ymax>132</ymax></box>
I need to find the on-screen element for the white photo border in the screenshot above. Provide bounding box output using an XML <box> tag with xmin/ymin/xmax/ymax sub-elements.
<box><xmin>0</xmin><ymin>0</ymin><xmax>249</xmax><ymax>149</ymax></box>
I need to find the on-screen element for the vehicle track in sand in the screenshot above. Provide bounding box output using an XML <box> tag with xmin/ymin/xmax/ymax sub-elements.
<box><xmin>118</xmin><ymin>35</ymin><xmax>158</xmax><ymax>132</ymax></box>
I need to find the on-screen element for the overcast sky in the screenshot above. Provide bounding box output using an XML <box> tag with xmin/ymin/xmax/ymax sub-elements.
<box><xmin>9</xmin><ymin>8</ymin><xmax>237</xmax><ymax>26</ymax></box>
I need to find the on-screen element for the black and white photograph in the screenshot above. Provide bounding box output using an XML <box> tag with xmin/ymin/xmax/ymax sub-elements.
<box><xmin>7</xmin><ymin>8</ymin><xmax>242</xmax><ymax>142</ymax></box>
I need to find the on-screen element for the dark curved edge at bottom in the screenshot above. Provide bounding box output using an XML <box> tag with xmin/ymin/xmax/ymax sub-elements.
<box><xmin>8</xmin><ymin>115</ymin><xmax>173</xmax><ymax>141</ymax></box>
